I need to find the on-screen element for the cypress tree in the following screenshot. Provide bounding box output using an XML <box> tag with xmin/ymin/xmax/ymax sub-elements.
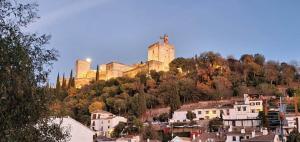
<box><xmin>96</xmin><ymin>65</ymin><xmax>99</xmax><ymax>81</ymax></box>
<box><xmin>71</xmin><ymin>77</ymin><xmax>75</xmax><ymax>88</ymax></box>
<box><xmin>56</xmin><ymin>73</ymin><xmax>61</xmax><ymax>91</ymax></box>
<box><xmin>62</xmin><ymin>74</ymin><xmax>67</xmax><ymax>89</ymax></box>
<box><xmin>68</xmin><ymin>70</ymin><xmax>73</xmax><ymax>89</ymax></box>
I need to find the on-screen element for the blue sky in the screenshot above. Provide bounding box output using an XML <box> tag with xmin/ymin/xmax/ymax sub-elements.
<box><xmin>25</xmin><ymin>0</ymin><xmax>300</xmax><ymax>83</ymax></box>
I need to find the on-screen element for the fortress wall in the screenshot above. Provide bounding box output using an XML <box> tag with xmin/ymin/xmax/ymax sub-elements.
<box><xmin>75</xmin><ymin>60</ymin><xmax>91</xmax><ymax>78</ymax></box>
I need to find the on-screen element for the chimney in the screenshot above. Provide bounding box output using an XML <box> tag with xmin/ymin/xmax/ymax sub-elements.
<box><xmin>229</xmin><ymin>125</ymin><xmax>233</xmax><ymax>132</ymax></box>
<box><xmin>262</xmin><ymin>128</ymin><xmax>268</xmax><ymax>135</ymax></box>
<box><xmin>251</xmin><ymin>131</ymin><xmax>256</xmax><ymax>138</ymax></box>
<box><xmin>241</xmin><ymin>128</ymin><xmax>245</xmax><ymax>134</ymax></box>
<box><xmin>192</xmin><ymin>134</ymin><xmax>196</xmax><ymax>140</ymax></box>
<box><xmin>244</xmin><ymin>94</ymin><xmax>250</xmax><ymax>104</ymax></box>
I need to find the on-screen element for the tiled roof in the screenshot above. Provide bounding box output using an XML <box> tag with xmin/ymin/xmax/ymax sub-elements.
<box><xmin>195</xmin><ymin>132</ymin><xmax>226</xmax><ymax>142</ymax></box>
<box><xmin>242</xmin><ymin>134</ymin><xmax>276</xmax><ymax>142</ymax></box>
<box><xmin>91</xmin><ymin>110</ymin><xmax>113</xmax><ymax>115</ymax></box>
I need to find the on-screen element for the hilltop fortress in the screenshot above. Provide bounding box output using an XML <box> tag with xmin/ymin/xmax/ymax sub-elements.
<box><xmin>74</xmin><ymin>34</ymin><xmax>175</xmax><ymax>88</ymax></box>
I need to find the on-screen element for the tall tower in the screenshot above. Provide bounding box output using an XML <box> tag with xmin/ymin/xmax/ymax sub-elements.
<box><xmin>147</xmin><ymin>34</ymin><xmax>175</xmax><ymax>71</ymax></box>
<box><xmin>75</xmin><ymin>59</ymin><xmax>91</xmax><ymax>78</ymax></box>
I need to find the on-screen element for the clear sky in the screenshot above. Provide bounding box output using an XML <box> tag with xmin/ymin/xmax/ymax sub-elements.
<box><xmin>25</xmin><ymin>0</ymin><xmax>300</xmax><ymax>84</ymax></box>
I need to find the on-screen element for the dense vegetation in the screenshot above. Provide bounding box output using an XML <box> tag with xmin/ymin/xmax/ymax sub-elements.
<box><xmin>51</xmin><ymin>52</ymin><xmax>300</xmax><ymax>127</ymax></box>
<box><xmin>0</xmin><ymin>0</ymin><xmax>68</xmax><ymax>141</ymax></box>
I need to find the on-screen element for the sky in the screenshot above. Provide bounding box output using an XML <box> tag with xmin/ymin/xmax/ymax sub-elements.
<box><xmin>25</xmin><ymin>0</ymin><xmax>300</xmax><ymax>84</ymax></box>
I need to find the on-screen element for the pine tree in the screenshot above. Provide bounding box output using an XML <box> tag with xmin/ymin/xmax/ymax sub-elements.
<box><xmin>68</xmin><ymin>70</ymin><xmax>73</xmax><ymax>89</ymax></box>
<box><xmin>96</xmin><ymin>65</ymin><xmax>99</xmax><ymax>81</ymax></box>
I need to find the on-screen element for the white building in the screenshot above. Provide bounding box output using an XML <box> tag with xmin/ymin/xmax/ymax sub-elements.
<box><xmin>90</xmin><ymin>110</ymin><xmax>127</xmax><ymax>137</ymax></box>
<box><xmin>170</xmin><ymin>94</ymin><xmax>262</xmax><ymax>124</ymax></box>
<box><xmin>51</xmin><ymin>116</ymin><xmax>95</xmax><ymax>142</ymax></box>
<box><xmin>283</xmin><ymin>114</ymin><xmax>300</xmax><ymax>134</ymax></box>
<box><xmin>223</xmin><ymin>94</ymin><xmax>263</xmax><ymax>127</ymax></box>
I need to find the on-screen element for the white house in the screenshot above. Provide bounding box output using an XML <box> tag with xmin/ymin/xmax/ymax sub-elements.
<box><xmin>223</xmin><ymin>94</ymin><xmax>263</xmax><ymax>127</ymax></box>
<box><xmin>170</xmin><ymin>94</ymin><xmax>262</xmax><ymax>124</ymax></box>
<box><xmin>90</xmin><ymin>110</ymin><xmax>127</xmax><ymax>137</ymax></box>
<box><xmin>51</xmin><ymin>116</ymin><xmax>95</xmax><ymax>142</ymax></box>
<box><xmin>170</xmin><ymin>104</ymin><xmax>233</xmax><ymax>123</ymax></box>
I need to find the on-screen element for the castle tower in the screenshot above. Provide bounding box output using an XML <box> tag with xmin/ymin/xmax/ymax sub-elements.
<box><xmin>75</xmin><ymin>59</ymin><xmax>91</xmax><ymax>78</ymax></box>
<box><xmin>147</xmin><ymin>34</ymin><xmax>175</xmax><ymax>71</ymax></box>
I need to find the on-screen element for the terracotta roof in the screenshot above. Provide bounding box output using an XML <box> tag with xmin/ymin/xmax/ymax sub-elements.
<box><xmin>243</xmin><ymin>134</ymin><xmax>276</xmax><ymax>142</ymax></box>
<box><xmin>176</xmin><ymin>100</ymin><xmax>235</xmax><ymax>111</ymax></box>
<box><xmin>195</xmin><ymin>132</ymin><xmax>226</xmax><ymax>142</ymax></box>
<box><xmin>91</xmin><ymin>110</ymin><xmax>113</xmax><ymax>115</ymax></box>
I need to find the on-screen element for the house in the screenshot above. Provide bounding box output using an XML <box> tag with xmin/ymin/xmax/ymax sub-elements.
<box><xmin>171</xmin><ymin>136</ymin><xmax>192</xmax><ymax>142</ymax></box>
<box><xmin>170</xmin><ymin>94</ymin><xmax>262</xmax><ymax>125</ymax></box>
<box><xmin>242</xmin><ymin>134</ymin><xmax>280</xmax><ymax>142</ymax></box>
<box><xmin>90</xmin><ymin>110</ymin><xmax>127</xmax><ymax>137</ymax></box>
<box><xmin>116</xmin><ymin>135</ymin><xmax>140</xmax><ymax>142</ymax></box>
<box><xmin>194</xmin><ymin>132</ymin><xmax>226</xmax><ymax>142</ymax></box>
<box><xmin>223</xmin><ymin>94</ymin><xmax>263</xmax><ymax>127</ymax></box>
<box><xmin>51</xmin><ymin>116</ymin><xmax>95</xmax><ymax>142</ymax></box>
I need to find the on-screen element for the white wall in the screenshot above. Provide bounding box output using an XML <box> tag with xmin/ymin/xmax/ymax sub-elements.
<box><xmin>52</xmin><ymin>117</ymin><xmax>95</xmax><ymax>142</ymax></box>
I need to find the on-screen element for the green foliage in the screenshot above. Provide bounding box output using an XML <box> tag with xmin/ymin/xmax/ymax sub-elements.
<box><xmin>0</xmin><ymin>0</ymin><xmax>68</xmax><ymax>141</ymax></box>
<box><xmin>287</xmin><ymin>129</ymin><xmax>300</xmax><ymax>142</ymax></box>
<box><xmin>208</xmin><ymin>118</ymin><xmax>223</xmax><ymax>132</ymax></box>
<box><xmin>186</xmin><ymin>111</ymin><xmax>196</xmax><ymax>122</ymax></box>
<box><xmin>50</xmin><ymin>51</ymin><xmax>300</xmax><ymax>136</ymax></box>
<box><xmin>142</xmin><ymin>124</ymin><xmax>158</xmax><ymax>140</ymax></box>
<box><xmin>258</xmin><ymin>111</ymin><xmax>269</xmax><ymax>128</ymax></box>
<box><xmin>96</xmin><ymin>65</ymin><xmax>99</xmax><ymax>81</ymax></box>
<box><xmin>112</xmin><ymin>122</ymin><xmax>126</xmax><ymax>138</ymax></box>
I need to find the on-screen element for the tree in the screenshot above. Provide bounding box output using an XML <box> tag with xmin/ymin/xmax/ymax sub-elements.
<box><xmin>88</xmin><ymin>101</ymin><xmax>104</xmax><ymax>113</ymax></box>
<box><xmin>208</xmin><ymin>118</ymin><xmax>223</xmax><ymax>132</ymax></box>
<box><xmin>158</xmin><ymin>113</ymin><xmax>169</xmax><ymax>122</ymax></box>
<box><xmin>142</xmin><ymin>124</ymin><xmax>158</xmax><ymax>140</ymax></box>
<box><xmin>62</xmin><ymin>74</ymin><xmax>67</xmax><ymax>89</ymax></box>
<box><xmin>96</xmin><ymin>65</ymin><xmax>99</xmax><ymax>81</ymax></box>
<box><xmin>68</xmin><ymin>70</ymin><xmax>74</xmax><ymax>88</ymax></box>
<box><xmin>112</xmin><ymin>122</ymin><xmax>126</xmax><ymax>138</ymax></box>
<box><xmin>287</xmin><ymin>129</ymin><xmax>300</xmax><ymax>142</ymax></box>
<box><xmin>264</xmin><ymin>61</ymin><xmax>279</xmax><ymax>85</ymax></box>
<box><xmin>0</xmin><ymin>0</ymin><xmax>68</xmax><ymax>141</ymax></box>
<box><xmin>56</xmin><ymin>73</ymin><xmax>61</xmax><ymax>92</ymax></box>
<box><xmin>186</xmin><ymin>111</ymin><xmax>196</xmax><ymax>122</ymax></box>
<box><xmin>254</xmin><ymin>53</ymin><xmax>265</xmax><ymax>66</ymax></box>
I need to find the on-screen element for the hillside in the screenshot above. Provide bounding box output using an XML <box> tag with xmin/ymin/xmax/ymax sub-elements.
<box><xmin>49</xmin><ymin>51</ymin><xmax>300</xmax><ymax>126</ymax></box>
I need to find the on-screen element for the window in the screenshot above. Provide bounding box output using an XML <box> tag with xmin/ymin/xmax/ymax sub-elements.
<box><xmin>237</xmin><ymin>107</ymin><xmax>241</xmax><ymax>111</ymax></box>
<box><xmin>206</xmin><ymin>111</ymin><xmax>209</xmax><ymax>114</ymax></box>
<box><xmin>227</xmin><ymin>109</ymin><xmax>230</xmax><ymax>115</ymax></box>
<box><xmin>92</xmin><ymin>114</ymin><xmax>96</xmax><ymax>119</ymax></box>
<box><xmin>213</xmin><ymin>110</ymin><xmax>216</xmax><ymax>114</ymax></box>
<box><xmin>198</xmin><ymin>111</ymin><xmax>202</xmax><ymax>114</ymax></box>
<box><xmin>108</xmin><ymin>120</ymin><xmax>110</xmax><ymax>123</ymax></box>
<box><xmin>233</xmin><ymin>136</ymin><xmax>236</xmax><ymax>141</ymax></box>
<box><xmin>97</xmin><ymin>114</ymin><xmax>100</xmax><ymax>119</ymax></box>
<box><xmin>256</xmin><ymin>102</ymin><xmax>260</xmax><ymax>105</ymax></box>
<box><xmin>251</xmin><ymin>109</ymin><xmax>255</xmax><ymax>113</ymax></box>
<box><xmin>205</xmin><ymin>116</ymin><xmax>210</xmax><ymax>119</ymax></box>
<box><xmin>250</xmin><ymin>102</ymin><xmax>254</xmax><ymax>106</ymax></box>
<box><xmin>240</xmin><ymin>136</ymin><xmax>244</xmax><ymax>140</ymax></box>
<box><xmin>243</xmin><ymin>106</ymin><xmax>247</xmax><ymax>111</ymax></box>
<box><xmin>108</xmin><ymin>126</ymin><xmax>110</xmax><ymax>129</ymax></box>
<box><xmin>92</xmin><ymin>121</ymin><xmax>95</xmax><ymax>126</ymax></box>
<box><xmin>246</xmin><ymin>136</ymin><xmax>250</xmax><ymax>139</ymax></box>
